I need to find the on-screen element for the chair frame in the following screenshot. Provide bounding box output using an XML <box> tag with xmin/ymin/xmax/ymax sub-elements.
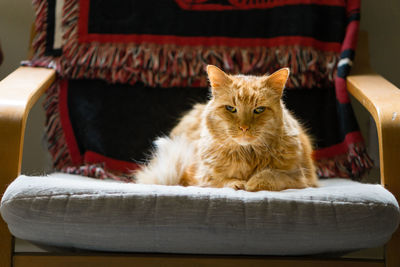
<box><xmin>1</xmin><ymin>33</ymin><xmax>399</xmax><ymax>267</ymax></box>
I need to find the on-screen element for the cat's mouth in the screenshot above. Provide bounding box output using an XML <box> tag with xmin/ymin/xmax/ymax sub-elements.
<box><xmin>233</xmin><ymin>135</ymin><xmax>256</xmax><ymax>146</ymax></box>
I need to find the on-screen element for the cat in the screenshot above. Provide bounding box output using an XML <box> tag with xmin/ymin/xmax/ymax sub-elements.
<box><xmin>135</xmin><ymin>65</ymin><xmax>318</xmax><ymax>191</ymax></box>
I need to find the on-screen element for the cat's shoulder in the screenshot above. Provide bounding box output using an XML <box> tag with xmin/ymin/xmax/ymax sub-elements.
<box><xmin>170</xmin><ymin>103</ymin><xmax>206</xmax><ymax>140</ymax></box>
<box><xmin>183</xmin><ymin>103</ymin><xmax>206</xmax><ymax>120</ymax></box>
<box><xmin>192</xmin><ymin>103</ymin><xmax>206</xmax><ymax>113</ymax></box>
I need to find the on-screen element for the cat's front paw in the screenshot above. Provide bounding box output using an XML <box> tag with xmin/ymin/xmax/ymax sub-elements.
<box><xmin>245</xmin><ymin>177</ymin><xmax>278</xmax><ymax>192</ymax></box>
<box><xmin>225</xmin><ymin>179</ymin><xmax>246</xmax><ymax>190</ymax></box>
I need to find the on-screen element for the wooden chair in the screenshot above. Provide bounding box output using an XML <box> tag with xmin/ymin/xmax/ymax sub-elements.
<box><xmin>1</xmin><ymin>29</ymin><xmax>399</xmax><ymax>267</ymax></box>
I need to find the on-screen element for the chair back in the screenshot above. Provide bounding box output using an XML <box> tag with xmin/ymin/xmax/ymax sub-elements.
<box><xmin>25</xmin><ymin>0</ymin><xmax>372</xmax><ymax>180</ymax></box>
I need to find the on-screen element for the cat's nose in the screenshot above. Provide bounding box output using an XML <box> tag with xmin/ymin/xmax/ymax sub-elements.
<box><xmin>239</xmin><ymin>125</ymin><xmax>249</xmax><ymax>132</ymax></box>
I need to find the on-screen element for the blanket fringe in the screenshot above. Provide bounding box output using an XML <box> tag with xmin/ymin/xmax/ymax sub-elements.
<box><xmin>22</xmin><ymin>0</ymin><xmax>63</xmax><ymax>71</ymax></box>
<box><xmin>26</xmin><ymin>0</ymin><xmax>340</xmax><ymax>89</ymax></box>
<box><xmin>316</xmin><ymin>142</ymin><xmax>374</xmax><ymax>179</ymax></box>
<box><xmin>62</xmin><ymin>164</ymin><xmax>134</xmax><ymax>182</ymax></box>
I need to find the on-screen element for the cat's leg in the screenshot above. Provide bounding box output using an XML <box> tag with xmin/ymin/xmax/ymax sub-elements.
<box><xmin>301</xmin><ymin>154</ymin><xmax>319</xmax><ymax>188</ymax></box>
<box><xmin>245</xmin><ymin>169</ymin><xmax>309</xmax><ymax>192</ymax></box>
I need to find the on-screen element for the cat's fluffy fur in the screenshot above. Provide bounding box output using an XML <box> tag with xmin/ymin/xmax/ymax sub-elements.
<box><xmin>135</xmin><ymin>65</ymin><xmax>318</xmax><ymax>191</ymax></box>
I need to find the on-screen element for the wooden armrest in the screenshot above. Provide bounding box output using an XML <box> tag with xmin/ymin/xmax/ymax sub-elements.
<box><xmin>0</xmin><ymin>67</ymin><xmax>56</xmax><ymax>189</ymax></box>
<box><xmin>0</xmin><ymin>66</ymin><xmax>55</xmax><ymax>267</ymax></box>
<box><xmin>348</xmin><ymin>61</ymin><xmax>400</xmax><ymax>266</ymax></box>
<box><xmin>347</xmin><ymin>72</ymin><xmax>400</xmax><ymax>197</ymax></box>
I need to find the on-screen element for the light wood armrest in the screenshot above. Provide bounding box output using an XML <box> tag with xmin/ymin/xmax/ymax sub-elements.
<box><xmin>348</xmin><ymin>69</ymin><xmax>400</xmax><ymax>267</ymax></box>
<box><xmin>347</xmin><ymin>72</ymin><xmax>400</xmax><ymax>196</ymax></box>
<box><xmin>0</xmin><ymin>67</ymin><xmax>56</xmax><ymax>189</ymax></box>
<box><xmin>346</xmin><ymin>33</ymin><xmax>400</xmax><ymax>267</ymax></box>
<box><xmin>0</xmin><ymin>66</ymin><xmax>55</xmax><ymax>267</ymax></box>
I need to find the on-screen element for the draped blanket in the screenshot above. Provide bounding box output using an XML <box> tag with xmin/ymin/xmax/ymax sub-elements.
<box><xmin>26</xmin><ymin>0</ymin><xmax>372</xmax><ymax>181</ymax></box>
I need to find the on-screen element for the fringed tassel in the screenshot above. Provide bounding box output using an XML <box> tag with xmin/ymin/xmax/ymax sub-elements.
<box><xmin>27</xmin><ymin>0</ymin><xmax>340</xmax><ymax>89</ymax></box>
<box><xmin>61</xmin><ymin>164</ymin><xmax>135</xmax><ymax>182</ymax></box>
<box><xmin>22</xmin><ymin>0</ymin><xmax>63</xmax><ymax>71</ymax></box>
<box><xmin>316</xmin><ymin>142</ymin><xmax>374</xmax><ymax>180</ymax></box>
<box><xmin>30</xmin><ymin>0</ymin><xmax>48</xmax><ymax>57</ymax></box>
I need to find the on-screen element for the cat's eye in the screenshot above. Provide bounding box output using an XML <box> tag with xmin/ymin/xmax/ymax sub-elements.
<box><xmin>254</xmin><ymin>106</ymin><xmax>266</xmax><ymax>114</ymax></box>
<box><xmin>225</xmin><ymin>105</ymin><xmax>237</xmax><ymax>113</ymax></box>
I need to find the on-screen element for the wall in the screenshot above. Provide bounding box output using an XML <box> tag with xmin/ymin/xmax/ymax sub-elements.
<box><xmin>0</xmin><ymin>1</ymin><xmax>399</xmax><ymax>175</ymax></box>
<box><xmin>361</xmin><ymin>1</ymin><xmax>400</xmax><ymax>87</ymax></box>
<box><xmin>0</xmin><ymin>0</ymin><xmax>34</xmax><ymax>79</ymax></box>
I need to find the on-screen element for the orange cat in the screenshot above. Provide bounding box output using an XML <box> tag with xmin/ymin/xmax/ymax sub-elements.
<box><xmin>135</xmin><ymin>65</ymin><xmax>318</xmax><ymax>191</ymax></box>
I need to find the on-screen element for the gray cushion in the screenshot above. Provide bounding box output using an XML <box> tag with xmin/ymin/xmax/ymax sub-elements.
<box><xmin>1</xmin><ymin>173</ymin><xmax>399</xmax><ymax>255</ymax></box>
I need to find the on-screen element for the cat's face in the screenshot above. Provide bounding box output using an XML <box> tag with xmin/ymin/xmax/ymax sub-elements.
<box><xmin>206</xmin><ymin>65</ymin><xmax>289</xmax><ymax>146</ymax></box>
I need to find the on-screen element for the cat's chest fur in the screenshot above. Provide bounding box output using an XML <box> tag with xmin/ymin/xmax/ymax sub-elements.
<box><xmin>197</xmin><ymin>129</ymin><xmax>302</xmax><ymax>183</ymax></box>
<box><xmin>199</xmin><ymin>140</ymin><xmax>269</xmax><ymax>180</ymax></box>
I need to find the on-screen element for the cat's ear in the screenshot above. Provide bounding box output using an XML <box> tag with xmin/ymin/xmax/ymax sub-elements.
<box><xmin>264</xmin><ymin>68</ymin><xmax>290</xmax><ymax>97</ymax></box>
<box><xmin>206</xmin><ymin>65</ymin><xmax>232</xmax><ymax>96</ymax></box>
